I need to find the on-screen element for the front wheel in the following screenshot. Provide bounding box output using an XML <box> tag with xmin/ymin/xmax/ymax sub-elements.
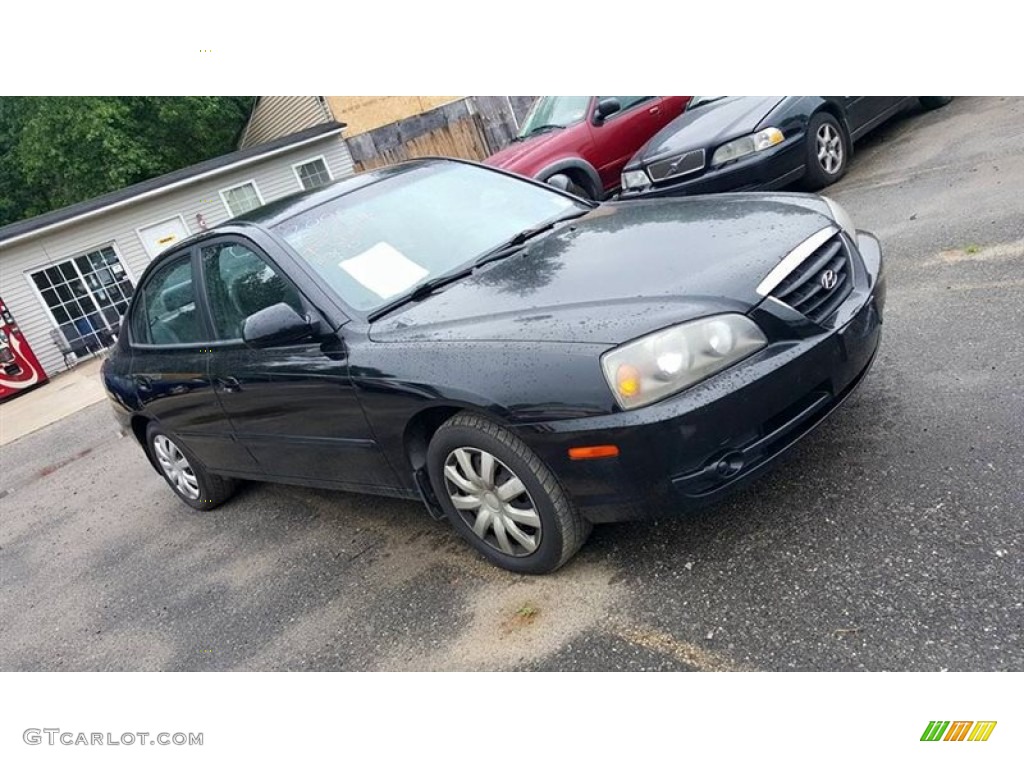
<box><xmin>146</xmin><ymin>423</ymin><xmax>237</xmax><ymax>510</ymax></box>
<box><xmin>802</xmin><ymin>112</ymin><xmax>849</xmax><ymax>190</ymax></box>
<box><xmin>426</xmin><ymin>413</ymin><xmax>590</xmax><ymax>574</ymax></box>
<box><xmin>544</xmin><ymin>173</ymin><xmax>594</xmax><ymax>201</ymax></box>
<box><xmin>919</xmin><ymin>96</ymin><xmax>953</xmax><ymax>110</ymax></box>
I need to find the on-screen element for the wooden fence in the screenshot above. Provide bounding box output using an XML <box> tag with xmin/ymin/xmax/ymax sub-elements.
<box><xmin>346</xmin><ymin>96</ymin><xmax>536</xmax><ymax>172</ymax></box>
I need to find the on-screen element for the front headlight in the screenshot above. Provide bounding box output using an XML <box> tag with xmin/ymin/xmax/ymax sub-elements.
<box><xmin>711</xmin><ymin>127</ymin><xmax>784</xmax><ymax>167</ymax></box>
<box><xmin>621</xmin><ymin>169</ymin><xmax>651</xmax><ymax>191</ymax></box>
<box><xmin>822</xmin><ymin>195</ymin><xmax>856</xmax><ymax>239</ymax></box>
<box><xmin>601</xmin><ymin>314</ymin><xmax>768</xmax><ymax>410</ymax></box>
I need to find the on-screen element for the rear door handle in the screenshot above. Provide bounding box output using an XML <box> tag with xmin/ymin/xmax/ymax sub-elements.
<box><xmin>136</xmin><ymin>375</ymin><xmax>153</xmax><ymax>391</ymax></box>
<box><xmin>217</xmin><ymin>376</ymin><xmax>242</xmax><ymax>393</ymax></box>
<box><xmin>649</xmin><ymin>106</ymin><xmax>661</xmax><ymax>115</ymax></box>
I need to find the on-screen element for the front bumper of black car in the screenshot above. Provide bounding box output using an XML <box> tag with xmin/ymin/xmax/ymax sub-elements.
<box><xmin>515</xmin><ymin>230</ymin><xmax>885</xmax><ymax>523</ymax></box>
<box><xmin>618</xmin><ymin>136</ymin><xmax>807</xmax><ymax>199</ymax></box>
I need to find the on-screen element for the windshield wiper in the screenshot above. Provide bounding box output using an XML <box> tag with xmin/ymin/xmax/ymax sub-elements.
<box><xmin>473</xmin><ymin>209</ymin><xmax>589</xmax><ymax>268</ymax></box>
<box><xmin>367</xmin><ymin>209</ymin><xmax>591</xmax><ymax>322</ymax></box>
<box><xmin>520</xmin><ymin>123</ymin><xmax>566</xmax><ymax>138</ymax></box>
<box><xmin>366</xmin><ymin>268</ymin><xmax>475</xmax><ymax>322</ymax></box>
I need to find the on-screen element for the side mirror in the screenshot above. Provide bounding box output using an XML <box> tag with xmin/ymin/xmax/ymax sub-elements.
<box><xmin>242</xmin><ymin>303</ymin><xmax>314</xmax><ymax>348</ymax></box>
<box><xmin>594</xmin><ymin>98</ymin><xmax>621</xmax><ymax>122</ymax></box>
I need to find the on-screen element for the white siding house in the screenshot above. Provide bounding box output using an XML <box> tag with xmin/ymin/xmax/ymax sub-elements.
<box><xmin>0</xmin><ymin>123</ymin><xmax>353</xmax><ymax>377</ymax></box>
<box><xmin>238</xmin><ymin>96</ymin><xmax>334</xmax><ymax>148</ymax></box>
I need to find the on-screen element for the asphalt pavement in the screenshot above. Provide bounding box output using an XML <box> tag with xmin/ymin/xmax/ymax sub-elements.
<box><xmin>1</xmin><ymin>96</ymin><xmax>1021</xmax><ymax>671</ymax></box>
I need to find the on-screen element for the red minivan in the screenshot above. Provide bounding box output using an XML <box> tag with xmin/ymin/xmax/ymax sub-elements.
<box><xmin>485</xmin><ymin>96</ymin><xmax>691</xmax><ymax>199</ymax></box>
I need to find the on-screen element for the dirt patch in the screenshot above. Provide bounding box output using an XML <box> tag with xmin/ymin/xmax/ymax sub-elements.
<box><xmin>924</xmin><ymin>239</ymin><xmax>1024</xmax><ymax>266</ymax></box>
<box><xmin>381</xmin><ymin>561</ymin><xmax>625</xmax><ymax>671</ymax></box>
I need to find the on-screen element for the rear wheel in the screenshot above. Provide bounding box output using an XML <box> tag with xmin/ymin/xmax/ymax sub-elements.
<box><xmin>426</xmin><ymin>412</ymin><xmax>590</xmax><ymax>574</ymax></box>
<box><xmin>919</xmin><ymin>96</ymin><xmax>953</xmax><ymax>110</ymax></box>
<box><xmin>802</xmin><ymin>112</ymin><xmax>849</xmax><ymax>190</ymax></box>
<box><xmin>146</xmin><ymin>423</ymin><xmax>237</xmax><ymax>510</ymax></box>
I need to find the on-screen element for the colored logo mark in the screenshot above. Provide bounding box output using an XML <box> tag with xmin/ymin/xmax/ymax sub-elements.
<box><xmin>921</xmin><ymin>721</ymin><xmax>997</xmax><ymax>742</ymax></box>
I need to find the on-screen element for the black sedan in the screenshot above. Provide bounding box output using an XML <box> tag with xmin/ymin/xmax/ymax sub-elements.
<box><xmin>102</xmin><ymin>158</ymin><xmax>885</xmax><ymax>573</ymax></box>
<box><xmin>619</xmin><ymin>96</ymin><xmax>952</xmax><ymax>198</ymax></box>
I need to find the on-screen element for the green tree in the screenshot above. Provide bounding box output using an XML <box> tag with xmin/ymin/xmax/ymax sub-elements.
<box><xmin>0</xmin><ymin>96</ymin><xmax>253</xmax><ymax>226</ymax></box>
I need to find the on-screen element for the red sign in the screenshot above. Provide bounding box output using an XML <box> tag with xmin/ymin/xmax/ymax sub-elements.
<box><xmin>0</xmin><ymin>296</ymin><xmax>48</xmax><ymax>401</ymax></box>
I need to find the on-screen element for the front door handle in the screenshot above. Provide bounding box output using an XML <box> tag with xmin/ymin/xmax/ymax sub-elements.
<box><xmin>136</xmin><ymin>375</ymin><xmax>153</xmax><ymax>391</ymax></box>
<box><xmin>217</xmin><ymin>376</ymin><xmax>242</xmax><ymax>393</ymax></box>
<box><xmin>648</xmin><ymin>106</ymin><xmax>661</xmax><ymax>115</ymax></box>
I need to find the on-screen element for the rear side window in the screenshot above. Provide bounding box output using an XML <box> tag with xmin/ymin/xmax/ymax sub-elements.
<box><xmin>132</xmin><ymin>255</ymin><xmax>206</xmax><ymax>345</ymax></box>
<box><xmin>200</xmin><ymin>241</ymin><xmax>303</xmax><ymax>340</ymax></box>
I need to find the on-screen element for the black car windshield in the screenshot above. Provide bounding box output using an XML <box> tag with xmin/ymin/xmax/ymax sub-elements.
<box><xmin>273</xmin><ymin>162</ymin><xmax>584</xmax><ymax>313</ymax></box>
<box><xmin>517</xmin><ymin>96</ymin><xmax>590</xmax><ymax>138</ymax></box>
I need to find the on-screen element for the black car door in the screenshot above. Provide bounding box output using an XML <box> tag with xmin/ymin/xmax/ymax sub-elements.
<box><xmin>129</xmin><ymin>247</ymin><xmax>253</xmax><ymax>473</ymax></box>
<box><xmin>836</xmin><ymin>97</ymin><xmax>907</xmax><ymax>140</ymax></box>
<box><xmin>196</xmin><ymin>235</ymin><xmax>396</xmax><ymax>491</ymax></box>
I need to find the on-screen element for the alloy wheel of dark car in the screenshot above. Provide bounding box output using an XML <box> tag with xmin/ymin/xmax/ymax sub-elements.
<box><xmin>146</xmin><ymin>422</ymin><xmax>237</xmax><ymax>511</ymax></box>
<box><xmin>803</xmin><ymin>113</ymin><xmax>848</xmax><ymax>190</ymax></box>
<box><xmin>426</xmin><ymin>412</ymin><xmax>590</xmax><ymax>574</ymax></box>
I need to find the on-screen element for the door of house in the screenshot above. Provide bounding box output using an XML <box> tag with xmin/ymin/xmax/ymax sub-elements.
<box><xmin>138</xmin><ymin>216</ymin><xmax>190</xmax><ymax>258</ymax></box>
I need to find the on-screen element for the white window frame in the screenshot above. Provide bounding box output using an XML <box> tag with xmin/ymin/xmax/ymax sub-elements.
<box><xmin>22</xmin><ymin>240</ymin><xmax>136</xmax><ymax>358</ymax></box>
<box><xmin>218</xmin><ymin>179</ymin><xmax>265</xmax><ymax>218</ymax></box>
<box><xmin>134</xmin><ymin>213</ymin><xmax>191</xmax><ymax>260</ymax></box>
<box><xmin>291</xmin><ymin>155</ymin><xmax>334</xmax><ymax>191</ymax></box>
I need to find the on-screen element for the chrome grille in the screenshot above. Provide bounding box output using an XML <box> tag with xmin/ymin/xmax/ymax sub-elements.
<box><xmin>647</xmin><ymin>149</ymin><xmax>706</xmax><ymax>183</ymax></box>
<box><xmin>769</xmin><ymin>233</ymin><xmax>853</xmax><ymax>325</ymax></box>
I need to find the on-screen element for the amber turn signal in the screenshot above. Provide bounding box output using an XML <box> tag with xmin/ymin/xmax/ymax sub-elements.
<box><xmin>568</xmin><ymin>445</ymin><xmax>620</xmax><ymax>460</ymax></box>
<box><xmin>615</xmin><ymin>363</ymin><xmax>641</xmax><ymax>398</ymax></box>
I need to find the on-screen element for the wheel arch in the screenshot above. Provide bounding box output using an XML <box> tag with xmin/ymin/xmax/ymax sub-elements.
<box><xmin>403</xmin><ymin>405</ymin><xmax>464</xmax><ymax>472</ymax></box>
<box><xmin>130</xmin><ymin>413</ymin><xmax>161</xmax><ymax>474</ymax></box>
<box><xmin>403</xmin><ymin>402</ymin><xmax>519</xmax><ymax>472</ymax></box>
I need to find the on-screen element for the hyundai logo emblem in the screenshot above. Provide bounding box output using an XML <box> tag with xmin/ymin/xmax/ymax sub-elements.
<box><xmin>820</xmin><ymin>269</ymin><xmax>838</xmax><ymax>290</ymax></box>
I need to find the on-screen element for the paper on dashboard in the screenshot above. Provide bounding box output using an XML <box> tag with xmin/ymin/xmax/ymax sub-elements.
<box><xmin>339</xmin><ymin>242</ymin><xmax>429</xmax><ymax>299</ymax></box>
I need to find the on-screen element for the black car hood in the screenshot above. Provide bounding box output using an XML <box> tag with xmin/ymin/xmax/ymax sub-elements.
<box><xmin>628</xmin><ymin>96</ymin><xmax>786</xmax><ymax>168</ymax></box>
<box><xmin>370</xmin><ymin>196</ymin><xmax>834</xmax><ymax>345</ymax></box>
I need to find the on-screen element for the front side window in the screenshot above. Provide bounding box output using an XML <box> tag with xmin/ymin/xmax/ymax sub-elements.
<box><xmin>294</xmin><ymin>157</ymin><xmax>332</xmax><ymax>190</ymax></box>
<box><xmin>595</xmin><ymin>96</ymin><xmax>651</xmax><ymax>114</ymax></box>
<box><xmin>201</xmin><ymin>242</ymin><xmax>303</xmax><ymax>340</ymax></box>
<box><xmin>273</xmin><ymin>162</ymin><xmax>584</xmax><ymax>313</ymax></box>
<box><xmin>221</xmin><ymin>182</ymin><xmax>264</xmax><ymax>217</ymax></box>
<box><xmin>132</xmin><ymin>255</ymin><xmax>206</xmax><ymax>345</ymax></box>
<box><xmin>517</xmin><ymin>96</ymin><xmax>591</xmax><ymax>138</ymax></box>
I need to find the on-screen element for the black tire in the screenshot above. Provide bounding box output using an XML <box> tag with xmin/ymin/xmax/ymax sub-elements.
<box><xmin>146</xmin><ymin>422</ymin><xmax>237</xmax><ymax>511</ymax></box>
<box><xmin>919</xmin><ymin>96</ymin><xmax>953</xmax><ymax>110</ymax></box>
<box><xmin>426</xmin><ymin>412</ymin><xmax>590</xmax><ymax>574</ymax></box>
<box><xmin>545</xmin><ymin>172</ymin><xmax>595</xmax><ymax>201</ymax></box>
<box><xmin>802</xmin><ymin>112</ymin><xmax>849</xmax><ymax>191</ymax></box>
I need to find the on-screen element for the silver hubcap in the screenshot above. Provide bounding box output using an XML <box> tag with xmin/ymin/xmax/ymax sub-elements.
<box><xmin>443</xmin><ymin>447</ymin><xmax>541</xmax><ymax>557</ymax></box>
<box><xmin>153</xmin><ymin>434</ymin><xmax>200</xmax><ymax>500</ymax></box>
<box><xmin>816</xmin><ymin>123</ymin><xmax>844</xmax><ymax>175</ymax></box>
